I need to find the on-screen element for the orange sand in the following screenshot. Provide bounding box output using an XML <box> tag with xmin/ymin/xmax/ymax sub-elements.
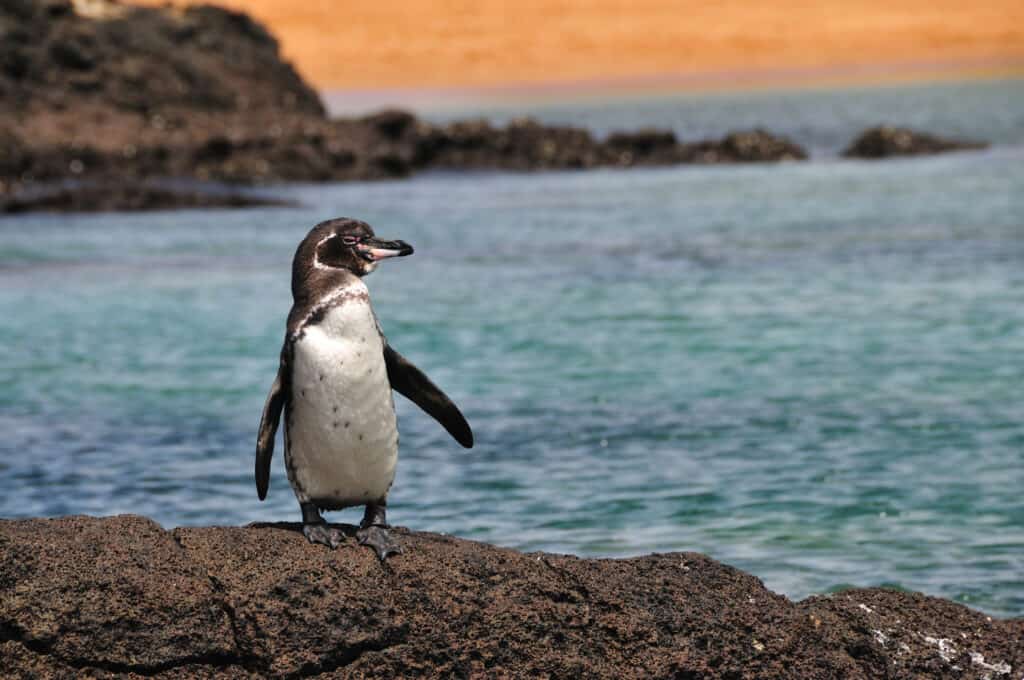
<box><xmin>134</xmin><ymin>0</ymin><xmax>1024</xmax><ymax>91</ymax></box>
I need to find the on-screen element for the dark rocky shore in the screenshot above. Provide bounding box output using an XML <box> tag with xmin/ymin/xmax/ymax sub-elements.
<box><xmin>842</xmin><ymin>125</ymin><xmax>988</xmax><ymax>159</ymax></box>
<box><xmin>0</xmin><ymin>1</ymin><xmax>989</xmax><ymax>213</ymax></box>
<box><xmin>0</xmin><ymin>180</ymin><xmax>296</xmax><ymax>213</ymax></box>
<box><xmin>0</xmin><ymin>515</ymin><xmax>1020</xmax><ymax>678</ymax></box>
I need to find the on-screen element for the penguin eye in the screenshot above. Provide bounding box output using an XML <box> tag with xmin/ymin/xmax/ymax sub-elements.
<box><xmin>341</xmin><ymin>235</ymin><xmax>360</xmax><ymax>246</ymax></box>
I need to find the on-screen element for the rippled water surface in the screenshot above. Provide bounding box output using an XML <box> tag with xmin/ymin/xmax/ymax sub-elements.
<box><xmin>2</xmin><ymin>80</ymin><xmax>1023</xmax><ymax>616</ymax></box>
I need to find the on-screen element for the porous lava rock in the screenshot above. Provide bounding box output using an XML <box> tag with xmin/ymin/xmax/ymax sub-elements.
<box><xmin>1</xmin><ymin>515</ymin><xmax>1020</xmax><ymax>678</ymax></box>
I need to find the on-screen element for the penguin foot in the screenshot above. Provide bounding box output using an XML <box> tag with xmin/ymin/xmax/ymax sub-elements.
<box><xmin>356</xmin><ymin>525</ymin><xmax>401</xmax><ymax>561</ymax></box>
<box><xmin>303</xmin><ymin>523</ymin><xmax>345</xmax><ymax>549</ymax></box>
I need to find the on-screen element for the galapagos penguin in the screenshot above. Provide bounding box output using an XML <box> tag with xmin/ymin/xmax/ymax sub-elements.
<box><xmin>256</xmin><ymin>218</ymin><xmax>473</xmax><ymax>560</ymax></box>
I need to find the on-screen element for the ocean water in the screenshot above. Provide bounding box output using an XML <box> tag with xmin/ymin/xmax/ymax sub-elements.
<box><xmin>2</xmin><ymin>80</ymin><xmax>1023</xmax><ymax>617</ymax></box>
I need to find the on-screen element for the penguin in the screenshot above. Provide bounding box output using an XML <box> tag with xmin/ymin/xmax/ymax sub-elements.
<box><xmin>256</xmin><ymin>217</ymin><xmax>473</xmax><ymax>560</ymax></box>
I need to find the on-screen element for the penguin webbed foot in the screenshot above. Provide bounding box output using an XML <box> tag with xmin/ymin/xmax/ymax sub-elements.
<box><xmin>299</xmin><ymin>502</ymin><xmax>344</xmax><ymax>549</ymax></box>
<box><xmin>356</xmin><ymin>524</ymin><xmax>401</xmax><ymax>561</ymax></box>
<box><xmin>303</xmin><ymin>522</ymin><xmax>346</xmax><ymax>549</ymax></box>
<box><xmin>357</xmin><ymin>501</ymin><xmax>400</xmax><ymax>561</ymax></box>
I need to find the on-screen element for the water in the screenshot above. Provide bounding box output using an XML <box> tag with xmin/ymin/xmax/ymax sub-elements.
<box><xmin>2</xmin><ymin>80</ymin><xmax>1023</xmax><ymax>617</ymax></box>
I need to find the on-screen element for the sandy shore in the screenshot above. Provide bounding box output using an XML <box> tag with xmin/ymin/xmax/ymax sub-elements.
<box><xmin>135</xmin><ymin>0</ymin><xmax>1024</xmax><ymax>92</ymax></box>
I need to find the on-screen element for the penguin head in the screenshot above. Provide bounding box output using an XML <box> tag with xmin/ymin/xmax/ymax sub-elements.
<box><xmin>293</xmin><ymin>218</ymin><xmax>413</xmax><ymax>293</ymax></box>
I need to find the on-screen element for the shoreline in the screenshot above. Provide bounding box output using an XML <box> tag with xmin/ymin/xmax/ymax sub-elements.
<box><xmin>1</xmin><ymin>1</ymin><xmax>996</xmax><ymax>214</ymax></box>
<box><xmin>2</xmin><ymin>120</ymin><xmax>990</xmax><ymax>215</ymax></box>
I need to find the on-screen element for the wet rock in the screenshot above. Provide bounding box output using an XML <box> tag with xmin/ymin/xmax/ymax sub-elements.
<box><xmin>420</xmin><ymin>117</ymin><xmax>604</xmax><ymax>171</ymax></box>
<box><xmin>361</xmin><ymin>109</ymin><xmax>418</xmax><ymax>140</ymax></box>
<box><xmin>717</xmin><ymin>128</ymin><xmax>809</xmax><ymax>162</ymax></box>
<box><xmin>503</xmin><ymin>117</ymin><xmax>600</xmax><ymax>169</ymax></box>
<box><xmin>0</xmin><ymin>181</ymin><xmax>296</xmax><ymax>213</ymax></box>
<box><xmin>679</xmin><ymin>128</ymin><xmax>808</xmax><ymax>163</ymax></box>
<box><xmin>0</xmin><ymin>515</ymin><xmax>1020</xmax><ymax>678</ymax></box>
<box><xmin>842</xmin><ymin>125</ymin><xmax>988</xmax><ymax>158</ymax></box>
<box><xmin>369</xmin><ymin>148</ymin><xmax>414</xmax><ymax>177</ymax></box>
<box><xmin>605</xmin><ymin>127</ymin><xmax>679</xmax><ymax>165</ymax></box>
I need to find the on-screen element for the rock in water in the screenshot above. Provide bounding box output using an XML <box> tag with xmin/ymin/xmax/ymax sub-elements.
<box><xmin>0</xmin><ymin>182</ymin><xmax>295</xmax><ymax>213</ymax></box>
<box><xmin>1</xmin><ymin>515</ymin><xmax>1020</xmax><ymax>678</ymax></box>
<box><xmin>716</xmin><ymin>129</ymin><xmax>809</xmax><ymax>162</ymax></box>
<box><xmin>843</xmin><ymin>125</ymin><xmax>988</xmax><ymax>158</ymax></box>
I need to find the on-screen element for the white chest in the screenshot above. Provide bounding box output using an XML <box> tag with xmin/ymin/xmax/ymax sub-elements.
<box><xmin>285</xmin><ymin>295</ymin><xmax>398</xmax><ymax>509</ymax></box>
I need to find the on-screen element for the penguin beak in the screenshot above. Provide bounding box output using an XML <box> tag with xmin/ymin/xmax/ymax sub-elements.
<box><xmin>357</xmin><ymin>238</ymin><xmax>414</xmax><ymax>262</ymax></box>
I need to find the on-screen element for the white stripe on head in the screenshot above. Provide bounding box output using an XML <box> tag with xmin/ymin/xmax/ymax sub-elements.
<box><xmin>312</xmin><ymin>234</ymin><xmax>335</xmax><ymax>271</ymax></box>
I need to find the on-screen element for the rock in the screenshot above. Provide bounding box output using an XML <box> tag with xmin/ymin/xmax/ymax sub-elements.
<box><xmin>681</xmin><ymin>128</ymin><xmax>808</xmax><ymax>163</ymax></box>
<box><xmin>0</xmin><ymin>124</ymin><xmax>30</xmax><ymax>177</ymax></box>
<box><xmin>606</xmin><ymin>128</ymin><xmax>679</xmax><ymax>152</ymax></box>
<box><xmin>194</xmin><ymin>135</ymin><xmax>236</xmax><ymax>163</ymax></box>
<box><xmin>842</xmin><ymin>125</ymin><xmax>988</xmax><ymax>158</ymax></box>
<box><xmin>8</xmin><ymin>0</ymin><xmax>989</xmax><ymax>214</ymax></box>
<box><xmin>604</xmin><ymin>127</ymin><xmax>679</xmax><ymax>165</ymax></box>
<box><xmin>0</xmin><ymin>516</ymin><xmax>236</xmax><ymax>675</ymax></box>
<box><xmin>1</xmin><ymin>515</ymin><xmax>1020</xmax><ymax>678</ymax></box>
<box><xmin>360</xmin><ymin>109</ymin><xmax>418</xmax><ymax>140</ymax></box>
<box><xmin>602</xmin><ymin>127</ymin><xmax>808</xmax><ymax>165</ymax></box>
<box><xmin>716</xmin><ymin>128</ymin><xmax>809</xmax><ymax>162</ymax></box>
<box><xmin>0</xmin><ymin>0</ymin><xmax>323</xmax><ymax>120</ymax></box>
<box><xmin>0</xmin><ymin>181</ymin><xmax>296</xmax><ymax>213</ymax></box>
<box><xmin>402</xmin><ymin>116</ymin><xmax>602</xmax><ymax>171</ymax></box>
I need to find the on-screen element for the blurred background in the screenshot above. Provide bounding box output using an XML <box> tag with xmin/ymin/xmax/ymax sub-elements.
<box><xmin>1</xmin><ymin>0</ymin><xmax>1022</xmax><ymax>616</ymax></box>
<box><xmin>146</xmin><ymin>0</ymin><xmax>1024</xmax><ymax>103</ymax></box>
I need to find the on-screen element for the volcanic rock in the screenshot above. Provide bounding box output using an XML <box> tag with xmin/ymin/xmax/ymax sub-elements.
<box><xmin>0</xmin><ymin>181</ymin><xmax>296</xmax><ymax>213</ymax></box>
<box><xmin>605</xmin><ymin>128</ymin><xmax>680</xmax><ymax>165</ymax></box>
<box><xmin>842</xmin><ymin>125</ymin><xmax>988</xmax><ymax>158</ymax></box>
<box><xmin>0</xmin><ymin>0</ymin><xmax>323</xmax><ymax>121</ymax></box>
<box><xmin>0</xmin><ymin>515</ymin><xmax>1020</xmax><ymax>678</ymax></box>
<box><xmin>714</xmin><ymin>128</ymin><xmax>809</xmax><ymax>162</ymax></box>
<box><xmin>10</xmin><ymin>0</ymin><xmax>989</xmax><ymax>215</ymax></box>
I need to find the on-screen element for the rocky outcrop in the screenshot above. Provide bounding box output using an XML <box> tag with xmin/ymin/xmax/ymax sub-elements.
<box><xmin>842</xmin><ymin>125</ymin><xmax>988</xmax><ymax>158</ymax></box>
<box><xmin>0</xmin><ymin>0</ymin><xmax>323</xmax><ymax>121</ymax></box>
<box><xmin>416</xmin><ymin>120</ymin><xmax>807</xmax><ymax>171</ymax></box>
<box><xmin>0</xmin><ymin>0</ymin><xmax>813</xmax><ymax>212</ymax></box>
<box><xmin>0</xmin><ymin>515</ymin><xmax>1020</xmax><ymax>678</ymax></box>
<box><xmin>0</xmin><ymin>1</ymin><xmax>992</xmax><ymax>213</ymax></box>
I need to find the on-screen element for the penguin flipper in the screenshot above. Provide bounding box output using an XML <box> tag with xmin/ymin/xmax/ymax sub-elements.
<box><xmin>256</xmin><ymin>359</ymin><xmax>288</xmax><ymax>500</ymax></box>
<box><xmin>383</xmin><ymin>344</ymin><xmax>474</xmax><ymax>448</ymax></box>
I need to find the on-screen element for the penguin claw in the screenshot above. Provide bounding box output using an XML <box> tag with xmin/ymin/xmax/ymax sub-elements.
<box><xmin>303</xmin><ymin>523</ymin><xmax>345</xmax><ymax>549</ymax></box>
<box><xmin>356</xmin><ymin>525</ymin><xmax>402</xmax><ymax>561</ymax></box>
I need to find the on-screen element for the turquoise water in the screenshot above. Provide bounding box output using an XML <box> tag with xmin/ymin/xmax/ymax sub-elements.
<box><xmin>2</xmin><ymin>80</ymin><xmax>1023</xmax><ymax>617</ymax></box>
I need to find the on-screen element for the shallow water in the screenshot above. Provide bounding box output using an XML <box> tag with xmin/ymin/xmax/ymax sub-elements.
<box><xmin>2</xmin><ymin>80</ymin><xmax>1023</xmax><ymax>617</ymax></box>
